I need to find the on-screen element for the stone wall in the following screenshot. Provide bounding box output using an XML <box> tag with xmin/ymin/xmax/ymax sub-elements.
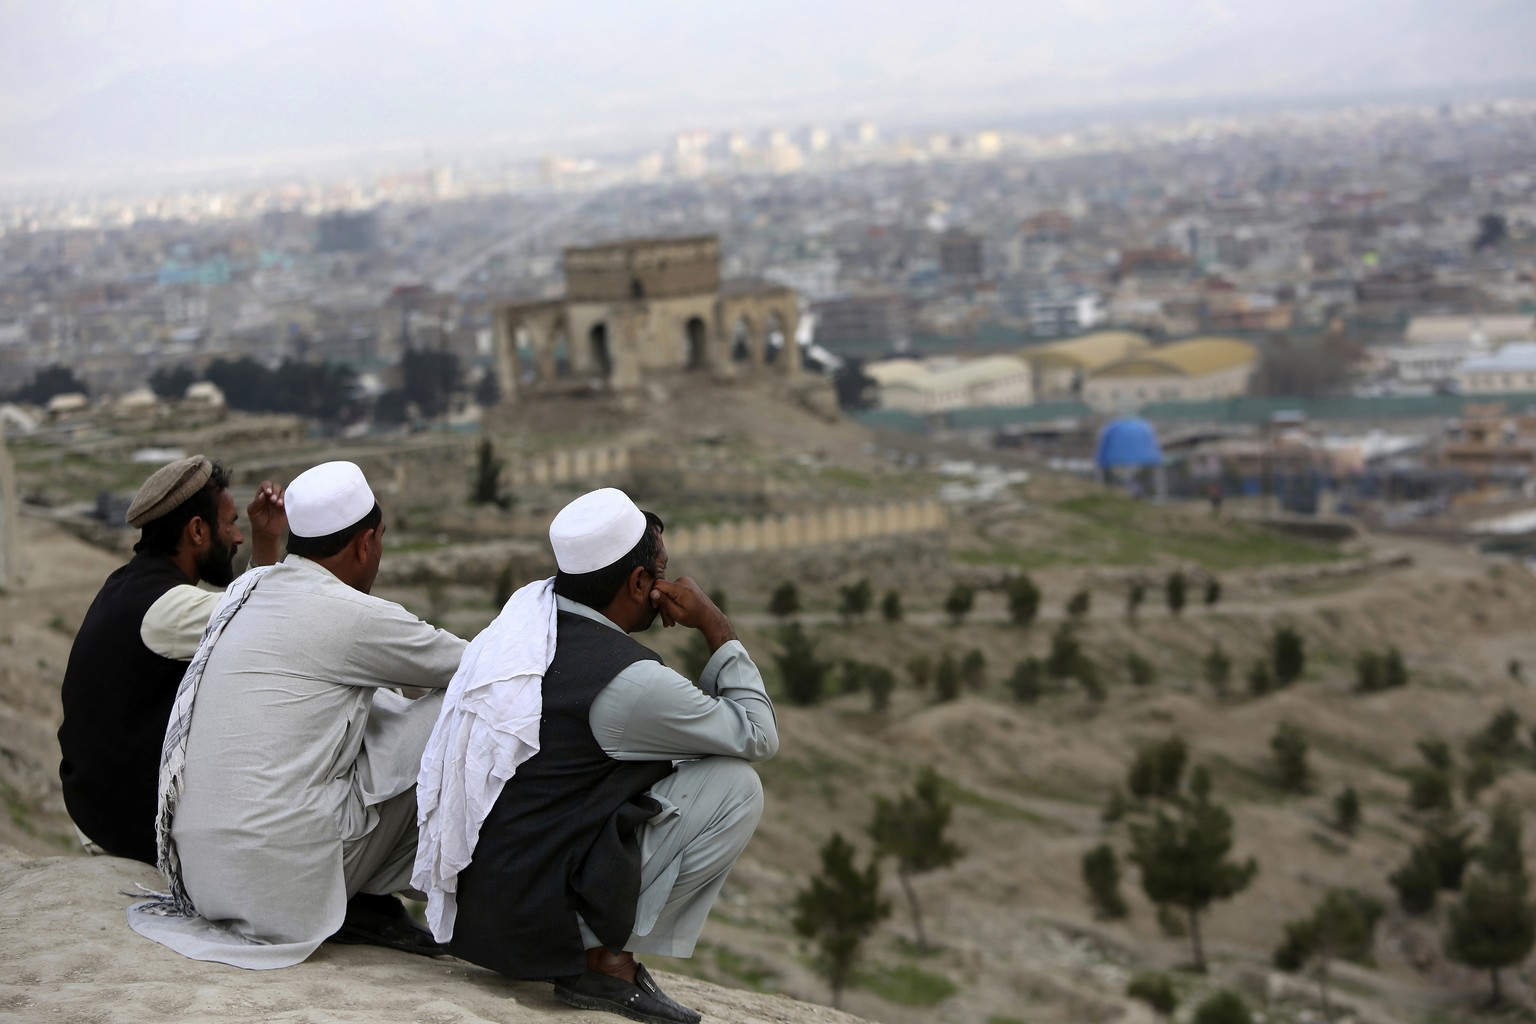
<box><xmin>667</xmin><ymin>500</ymin><xmax>946</xmax><ymax>557</ymax></box>
<box><xmin>504</xmin><ymin>443</ymin><xmax>633</xmax><ymax>489</ymax></box>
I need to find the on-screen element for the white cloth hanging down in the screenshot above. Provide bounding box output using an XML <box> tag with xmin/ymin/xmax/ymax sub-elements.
<box><xmin>413</xmin><ymin>577</ymin><xmax>558</xmax><ymax>940</ymax></box>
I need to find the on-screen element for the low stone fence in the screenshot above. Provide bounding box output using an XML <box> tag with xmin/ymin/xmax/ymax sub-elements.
<box><xmin>667</xmin><ymin>501</ymin><xmax>946</xmax><ymax>557</ymax></box>
<box><xmin>504</xmin><ymin>444</ymin><xmax>632</xmax><ymax>488</ymax></box>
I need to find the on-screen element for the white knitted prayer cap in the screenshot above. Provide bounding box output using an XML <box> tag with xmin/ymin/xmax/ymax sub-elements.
<box><xmin>550</xmin><ymin>487</ymin><xmax>646</xmax><ymax>574</ymax></box>
<box><xmin>285</xmin><ymin>461</ymin><xmax>377</xmax><ymax>538</ymax></box>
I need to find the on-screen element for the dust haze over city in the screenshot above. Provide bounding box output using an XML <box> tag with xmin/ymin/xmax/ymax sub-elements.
<box><xmin>6</xmin><ymin>2</ymin><xmax>1536</xmax><ymax>1023</ymax></box>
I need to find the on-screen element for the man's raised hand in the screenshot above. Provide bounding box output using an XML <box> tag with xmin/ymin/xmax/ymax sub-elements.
<box><xmin>650</xmin><ymin>577</ymin><xmax>737</xmax><ymax>651</ymax></box>
<box><xmin>248</xmin><ymin>481</ymin><xmax>286</xmax><ymax>566</ymax></box>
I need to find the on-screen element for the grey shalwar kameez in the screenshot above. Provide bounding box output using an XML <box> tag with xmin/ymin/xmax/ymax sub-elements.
<box><xmin>128</xmin><ymin>556</ymin><xmax>466</xmax><ymax>968</ymax></box>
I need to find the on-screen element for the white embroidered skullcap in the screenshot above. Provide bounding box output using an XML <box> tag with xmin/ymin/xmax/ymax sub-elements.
<box><xmin>285</xmin><ymin>461</ymin><xmax>377</xmax><ymax>538</ymax></box>
<box><xmin>550</xmin><ymin>487</ymin><xmax>647</xmax><ymax>574</ymax></box>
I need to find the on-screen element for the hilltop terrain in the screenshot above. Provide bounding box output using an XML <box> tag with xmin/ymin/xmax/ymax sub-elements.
<box><xmin>4</xmin><ymin>389</ymin><xmax>1536</xmax><ymax>1023</ymax></box>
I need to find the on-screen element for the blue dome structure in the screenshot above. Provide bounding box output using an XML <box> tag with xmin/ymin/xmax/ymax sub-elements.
<box><xmin>1094</xmin><ymin>417</ymin><xmax>1163</xmax><ymax>470</ymax></box>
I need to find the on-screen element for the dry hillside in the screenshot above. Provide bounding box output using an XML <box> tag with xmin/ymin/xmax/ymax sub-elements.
<box><xmin>5</xmin><ymin>396</ymin><xmax>1536</xmax><ymax>1023</ymax></box>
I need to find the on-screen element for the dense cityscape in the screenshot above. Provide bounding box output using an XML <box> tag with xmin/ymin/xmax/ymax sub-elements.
<box><xmin>4</xmin><ymin>96</ymin><xmax>1534</xmax><ymax>422</ymax></box>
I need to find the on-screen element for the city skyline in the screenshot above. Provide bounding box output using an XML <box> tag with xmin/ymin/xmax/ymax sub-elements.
<box><xmin>2</xmin><ymin>0</ymin><xmax>1534</xmax><ymax>188</ymax></box>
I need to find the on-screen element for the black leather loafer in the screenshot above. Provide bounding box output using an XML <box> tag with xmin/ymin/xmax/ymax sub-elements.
<box><xmin>553</xmin><ymin>963</ymin><xmax>702</xmax><ymax>1024</ymax></box>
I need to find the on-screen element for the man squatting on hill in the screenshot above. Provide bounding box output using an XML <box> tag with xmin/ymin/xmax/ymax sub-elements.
<box><xmin>415</xmin><ymin>487</ymin><xmax>778</xmax><ymax>1024</ymax></box>
<box><xmin>125</xmin><ymin>461</ymin><xmax>462</xmax><ymax>961</ymax></box>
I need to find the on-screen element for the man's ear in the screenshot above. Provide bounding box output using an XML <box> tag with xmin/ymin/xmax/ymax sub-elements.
<box><xmin>352</xmin><ymin>528</ymin><xmax>376</xmax><ymax>565</ymax></box>
<box><xmin>626</xmin><ymin>564</ymin><xmax>649</xmax><ymax>602</ymax></box>
<box><xmin>183</xmin><ymin>515</ymin><xmax>209</xmax><ymax>552</ymax></box>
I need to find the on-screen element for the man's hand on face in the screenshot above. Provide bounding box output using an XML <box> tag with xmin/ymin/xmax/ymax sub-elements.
<box><xmin>247</xmin><ymin>481</ymin><xmax>286</xmax><ymax>566</ymax></box>
<box><xmin>650</xmin><ymin>576</ymin><xmax>737</xmax><ymax>652</ymax></box>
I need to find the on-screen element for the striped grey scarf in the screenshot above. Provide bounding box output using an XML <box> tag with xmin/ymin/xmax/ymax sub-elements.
<box><xmin>133</xmin><ymin>564</ymin><xmax>273</xmax><ymax>917</ymax></box>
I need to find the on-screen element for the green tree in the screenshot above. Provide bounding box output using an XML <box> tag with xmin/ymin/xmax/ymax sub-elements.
<box><xmin>1446</xmin><ymin>798</ymin><xmax>1536</xmax><ymax>1006</ymax></box>
<box><xmin>768</xmin><ymin>581</ymin><xmax>801</xmax><ymax>620</ymax></box>
<box><xmin>1274</xmin><ymin>890</ymin><xmax>1383</xmax><ymax>1020</ymax></box>
<box><xmin>1246</xmin><ymin>658</ymin><xmax>1274</xmax><ymax>698</ymax></box>
<box><xmin>837</xmin><ymin>578</ymin><xmax>872</xmax><ymax>624</ymax></box>
<box><xmin>1382</xmin><ymin>645</ymin><xmax>1408</xmax><ymax>689</ymax></box>
<box><xmin>1407</xmin><ymin>740</ymin><xmax>1454</xmax><ymax>813</ymax></box>
<box><xmin>1127</xmin><ymin>736</ymin><xmax>1188</xmax><ymax>802</ymax></box>
<box><xmin>1125</xmin><ymin>973</ymin><xmax>1177</xmax><ymax>1017</ymax></box>
<box><xmin>473</xmin><ymin>369</ymin><xmax>500</xmax><ymax>407</ymax></box>
<box><xmin>1390</xmin><ymin>844</ymin><xmax>1441</xmax><ymax>915</ymax></box>
<box><xmin>1333</xmin><ymin>786</ymin><xmax>1361</xmax><ymax>836</ymax></box>
<box><xmin>400</xmin><ymin>346</ymin><xmax>461</xmax><ymax>419</ymax></box>
<box><xmin>865</xmin><ymin>665</ymin><xmax>896</xmax><ymax>714</ymax></box>
<box><xmin>1126</xmin><ymin>579</ymin><xmax>1147</xmax><ymax>622</ymax></box>
<box><xmin>773</xmin><ymin>622</ymin><xmax>826</xmax><ymax>706</ymax></box>
<box><xmin>1423</xmin><ymin>818</ymin><xmax>1476</xmax><ymax>891</ymax></box>
<box><xmin>1165</xmin><ymin>571</ymin><xmax>1187</xmax><ymax>617</ymax></box>
<box><xmin>148</xmin><ymin>364</ymin><xmax>195</xmax><ymax>399</ymax></box>
<box><xmin>880</xmin><ymin>590</ymin><xmax>903</xmax><ymax>623</ymax></box>
<box><xmin>1464</xmin><ymin>758</ymin><xmax>1499</xmax><ymax>803</ymax></box>
<box><xmin>1467</xmin><ymin>707</ymin><xmax>1523</xmax><ymax>763</ymax></box>
<box><xmin>10</xmin><ymin>363</ymin><xmax>89</xmax><ymax>404</ymax></box>
<box><xmin>1078</xmin><ymin>657</ymin><xmax>1105</xmax><ymax>702</ymax></box>
<box><xmin>1192</xmin><ymin>990</ymin><xmax>1252</xmax><ymax>1024</ymax></box>
<box><xmin>1046</xmin><ymin>623</ymin><xmax>1083</xmax><ymax>681</ymax></box>
<box><xmin>1006</xmin><ymin>574</ymin><xmax>1041</xmax><ymax>627</ymax></box>
<box><xmin>1129</xmin><ymin>766</ymin><xmax>1257</xmax><ymax>972</ymax></box>
<box><xmin>1204</xmin><ymin>643</ymin><xmax>1232</xmax><ymax>697</ymax></box>
<box><xmin>959</xmin><ymin>649</ymin><xmax>987</xmax><ymax>692</ymax></box>
<box><xmin>1126</xmin><ymin>652</ymin><xmax>1156</xmax><ymax>687</ymax></box>
<box><xmin>1271</xmin><ymin>625</ymin><xmax>1305</xmax><ymax>686</ymax></box>
<box><xmin>1082</xmin><ymin>843</ymin><xmax>1128</xmax><ymax>919</ymax></box>
<box><xmin>1006</xmin><ymin>658</ymin><xmax>1044</xmax><ymax>703</ymax></box>
<box><xmin>831</xmin><ymin>358</ymin><xmax>878</xmax><ymax>411</ymax></box>
<box><xmin>933</xmin><ymin>652</ymin><xmax>961</xmax><ymax>703</ymax></box>
<box><xmin>1203</xmin><ymin>577</ymin><xmax>1222</xmax><ymax>607</ymax></box>
<box><xmin>470</xmin><ymin>437</ymin><xmax>510</xmax><ymax>508</ymax></box>
<box><xmin>1066</xmin><ymin>588</ymin><xmax>1091</xmax><ymax>620</ymax></box>
<box><xmin>1353</xmin><ymin>650</ymin><xmax>1382</xmax><ymax>693</ymax></box>
<box><xmin>1270</xmin><ymin>722</ymin><xmax>1311</xmax><ymax>793</ymax></box>
<box><xmin>868</xmin><ymin>767</ymin><xmax>962</xmax><ymax>953</ymax></box>
<box><xmin>943</xmin><ymin>582</ymin><xmax>974</xmax><ymax>625</ymax></box>
<box><xmin>793</xmin><ymin>833</ymin><xmax>890</xmax><ymax>1008</ymax></box>
<box><xmin>906</xmin><ymin>653</ymin><xmax>932</xmax><ymax>691</ymax></box>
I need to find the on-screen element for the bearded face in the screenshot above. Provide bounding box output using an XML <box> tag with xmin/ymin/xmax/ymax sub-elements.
<box><xmin>196</xmin><ymin>530</ymin><xmax>238</xmax><ymax>587</ymax></box>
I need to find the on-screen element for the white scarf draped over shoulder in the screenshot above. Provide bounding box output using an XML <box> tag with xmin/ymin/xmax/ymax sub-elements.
<box><xmin>413</xmin><ymin>577</ymin><xmax>557</xmax><ymax>941</ymax></box>
<box><xmin>136</xmin><ymin>564</ymin><xmax>274</xmax><ymax>917</ymax></box>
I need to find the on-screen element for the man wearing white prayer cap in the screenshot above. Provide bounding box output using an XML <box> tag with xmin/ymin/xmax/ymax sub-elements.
<box><xmin>129</xmin><ymin>460</ymin><xmax>468</xmax><ymax>970</ymax></box>
<box><xmin>439</xmin><ymin>486</ymin><xmax>778</xmax><ymax>1024</ymax></box>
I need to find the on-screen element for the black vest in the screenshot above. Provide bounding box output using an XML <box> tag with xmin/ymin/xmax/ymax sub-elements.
<box><xmin>449</xmin><ymin>611</ymin><xmax>676</xmax><ymax>979</ymax></box>
<box><xmin>57</xmin><ymin>553</ymin><xmax>196</xmax><ymax>864</ymax></box>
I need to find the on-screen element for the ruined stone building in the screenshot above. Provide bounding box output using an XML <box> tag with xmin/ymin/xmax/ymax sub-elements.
<box><xmin>492</xmin><ymin>236</ymin><xmax>801</xmax><ymax>399</ymax></box>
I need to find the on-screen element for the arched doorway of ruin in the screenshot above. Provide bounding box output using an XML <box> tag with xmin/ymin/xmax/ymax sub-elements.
<box><xmin>685</xmin><ymin>317</ymin><xmax>708</xmax><ymax>371</ymax></box>
<box><xmin>764</xmin><ymin>311</ymin><xmax>786</xmax><ymax>365</ymax></box>
<box><xmin>730</xmin><ymin>315</ymin><xmax>753</xmax><ymax>364</ymax></box>
<box><xmin>553</xmin><ymin>331</ymin><xmax>572</xmax><ymax>378</ymax></box>
<box><xmin>590</xmin><ymin>322</ymin><xmax>612</xmax><ymax>378</ymax></box>
<box><xmin>514</xmin><ymin>325</ymin><xmax>539</xmax><ymax>385</ymax></box>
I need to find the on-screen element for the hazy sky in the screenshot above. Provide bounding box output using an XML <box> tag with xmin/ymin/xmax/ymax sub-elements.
<box><xmin>1</xmin><ymin>0</ymin><xmax>1531</xmax><ymax>181</ymax></box>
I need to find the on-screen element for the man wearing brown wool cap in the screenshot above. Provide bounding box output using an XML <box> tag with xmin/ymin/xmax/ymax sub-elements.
<box><xmin>56</xmin><ymin>454</ymin><xmax>285</xmax><ymax>865</ymax></box>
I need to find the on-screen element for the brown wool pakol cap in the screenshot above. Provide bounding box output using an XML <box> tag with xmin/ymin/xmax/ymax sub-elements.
<box><xmin>126</xmin><ymin>454</ymin><xmax>213</xmax><ymax>529</ymax></box>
